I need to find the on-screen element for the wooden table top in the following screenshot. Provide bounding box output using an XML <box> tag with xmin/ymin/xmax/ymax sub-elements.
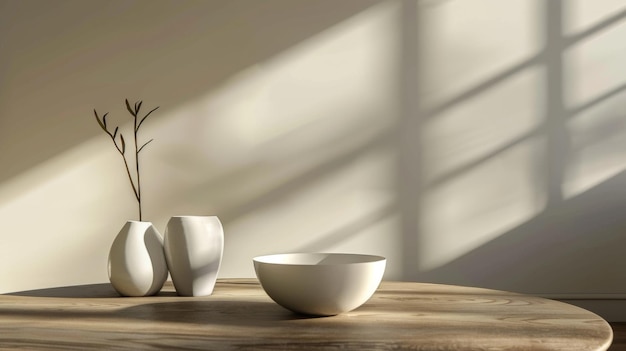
<box><xmin>0</xmin><ymin>279</ymin><xmax>612</xmax><ymax>350</ymax></box>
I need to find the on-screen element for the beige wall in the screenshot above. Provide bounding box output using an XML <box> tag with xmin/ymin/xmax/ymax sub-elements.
<box><xmin>1</xmin><ymin>0</ymin><xmax>626</xmax><ymax>307</ymax></box>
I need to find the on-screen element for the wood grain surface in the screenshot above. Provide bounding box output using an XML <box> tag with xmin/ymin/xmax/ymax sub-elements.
<box><xmin>0</xmin><ymin>279</ymin><xmax>612</xmax><ymax>350</ymax></box>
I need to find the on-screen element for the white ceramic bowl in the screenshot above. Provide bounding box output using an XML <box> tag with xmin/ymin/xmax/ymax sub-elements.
<box><xmin>253</xmin><ymin>253</ymin><xmax>386</xmax><ymax>316</ymax></box>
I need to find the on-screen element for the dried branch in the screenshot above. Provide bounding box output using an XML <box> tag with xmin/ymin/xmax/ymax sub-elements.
<box><xmin>93</xmin><ymin>99</ymin><xmax>159</xmax><ymax>221</ymax></box>
<box><xmin>137</xmin><ymin>106</ymin><xmax>159</xmax><ymax>132</ymax></box>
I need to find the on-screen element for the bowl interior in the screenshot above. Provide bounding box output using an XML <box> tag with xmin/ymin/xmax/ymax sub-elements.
<box><xmin>253</xmin><ymin>253</ymin><xmax>385</xmax><ymax>266</ymax></box>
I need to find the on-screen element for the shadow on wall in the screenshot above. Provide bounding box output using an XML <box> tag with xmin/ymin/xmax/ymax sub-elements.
<box><xmin>0</xmin><ymin>0</ymin><xmax>391</xmax><ymax>292</ymax></box>
<box><xmin>0</xmin><ymin>0</ymin><xmax>381</xmax><ymax>184</ymax></box>
<box><xmin>417</xmin><ymin>169</ymin><xmax>626</xmax><ymax>295</ymax></box>
<box><xmin>410</xmin><ymin>0</ymin><xmax>626</xmax><ymax>294</ymax></box>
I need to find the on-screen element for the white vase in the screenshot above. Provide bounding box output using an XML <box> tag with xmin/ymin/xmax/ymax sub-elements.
<box><xmin>107</xmin><ymin>221</ymin><xmax>168</xmax><ymax>297</ymax></box>
<box><xmin>164</xmin><ymin>216</ymin><xmax>224</xmax><ymax>296</ymax></box>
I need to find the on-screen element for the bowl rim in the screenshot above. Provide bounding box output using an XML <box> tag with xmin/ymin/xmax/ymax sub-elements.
<box><xmin>253</xmin><ymin>252</ymin><xmax>386</xmax><ymax>266</ymax></box>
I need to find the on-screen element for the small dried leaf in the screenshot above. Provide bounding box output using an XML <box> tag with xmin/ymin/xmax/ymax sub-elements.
<box><xmin>125</xmin><ymin>99</ymin><xmax>135</xmax><ymax>117</ymax></box>
<box><xmin>113</xmin><ymin>126</ymin><xmax>119</xmax><ymax>139</ymax></box>
<box><xmin>136</xmin><ymin>101</ymin><xmax>143</xmax><ymax>114</ymax></box>
<box><xmin>120</xmin><ymin>134</ymin><xmax>126</xmax><ymax>153</ymax></box>
<box><xmin>102</xmin><ymin>112</ymin><xmax>109</xmax><ymax>129</ymax></box>
<box><xmin>94</xmin><ymin>110</ymin><xmax>106</xmax><ymax>131</ymax></box>
<box><xmin>137</xmin><ymin>106</ymin><xmax>159</xmax><ymax>131</ymax></box>
<box><xmin>138</xmin><ymin>138</ymin><xmax>154</xmax><ymax>153</ymax></box>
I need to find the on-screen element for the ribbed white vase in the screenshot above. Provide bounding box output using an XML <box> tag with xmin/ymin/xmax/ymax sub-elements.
<box><xmin>164</xmin><ymin>216</ymin><xmax>224</xmax><ymax>296</ymax></box>
<box><xmin>108</xmin><ymin>221</ymin><xmax>168</xmax><ymax>297</ymax></box>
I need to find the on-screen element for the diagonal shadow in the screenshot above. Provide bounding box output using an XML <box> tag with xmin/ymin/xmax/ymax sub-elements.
<box><xmin>424</xmin><ymin>128</ymin><xmax>539</xmax><ymax>189</ymax></box>
<box><xmin>415</xmin><ymin>168</ymin><xmax>626</xmax><ymax>296</ymax></box>
<box><xmin>423</xmin><ymin>55</ymin><xmax>541</xmax><ymax>120</ymax></box>
<box><xmin>0</xmin><ymin>0</ymin><xmax>382</xmax><ymax>186</ymax></box>
<box><xmin>568</xmin><ymin>82</ymin><xmax>626</xmax><ymax>117</ymax></box>
<box><xmin>564</xmin><ymin>6</ymin><xmax>626</xmax><ymax>48</ymax></box>
<box><xmin>181</xmin><ymin>127</ymin><xmax>394</xmax><ymax>224</ymax></box>
<box><xmin>294</xmin><ymin>203</ymin><xmax>397</xmax><ymax>253</ymax></box>
<box><xmin>407</xmin><ymin>0</ymin><xmax>626</xmax><ymax>285</ymax></box>
<box><xmin>7</xmin><ymin>283</ymin><xmax>120</xmax><ymax>298</ymax></box>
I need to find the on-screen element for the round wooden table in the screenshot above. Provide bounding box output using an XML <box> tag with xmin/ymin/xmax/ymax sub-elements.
<box><xmin>0</xmin><ymin>279</ymin><xmax>612</xmax><ymax>350</ymax></box>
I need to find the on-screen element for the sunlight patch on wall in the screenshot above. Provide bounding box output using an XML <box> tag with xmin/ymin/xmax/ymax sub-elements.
<box><xmin>416</xmin><ymin>0</ymin><xmax>544</xmax><ymax>272</ymax></box>
<box><xmin>0</xmin><ymin>1</ymin><xmax>402</xmax><ymax>292</ymax></box>
<box><xmin>419</xmin><ymin>0</ymin><xmax>540</xmax><ymax>109</ymax></box>
<box><xmin>563</xmin><ymin>97</ymin><xmax>626</xmax><ymax>198</ymax></box>
<box><xmin>0</xmin><ymin>138</ymin><xmax>134</xmax><ymax>293</ymax></box>
<box><xmin>239</xmin><ymin>1</ymin><xmax>399</xmax><ymax>151</ymax></box>
<box><xmin>421</xmin><ymin>67</ymin><xmax>542</xmax><ymax>184</ymax></box>
<box><xmin>563</xmin><ymin>0</ymin><xmax>626</xmax><ymax>36</ymax></box>
<box><xmin>563</xmin><ymin>3</ymin><xmax>626</xmax><ymax>199</ymax></box>
<box><xmin>564</xmin><ymin>18</ymin><xmax>626</xmax><ymax>110</ymax></box>
<box><xmin>419</xmin><ymin>136</ymin><xmax>544</xmax><ymax>271</ymax></box>
<box><xmin>136</xmin><ymin>2</ymin><xmax>401</xmax><ymax>277</ymax></box>
<box><xmin>220</xmin><ymin>147</ymin><xmax>397</xmax><ymax>278</ymax></box>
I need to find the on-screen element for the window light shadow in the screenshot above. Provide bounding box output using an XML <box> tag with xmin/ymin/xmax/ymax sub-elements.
<box><xmin>404</xmin><ymin>0</ymin><xmax>626</xmax><ymax>293</ymax></box>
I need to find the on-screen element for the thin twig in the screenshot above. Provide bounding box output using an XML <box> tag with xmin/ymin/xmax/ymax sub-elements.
<box><xmin>133</xmin><ymin>101</ymin><xmax>142</xmax><ymax>221</ymax></box>
<box><xmin>137</xmin><ymin>106</ymin><xmax>159</xmax><ymax>131</ymax></box>
<box><xmin>94</xmin><ymin>110</ymin><xmax>140</xmax><ymax>202</ymax></box>
<box><xmin>138</xmin><ymin>139</ymin><xmax>154</xmax><ymax>153</ymax></box>
<box><xmin>93</xmin><ymin>100</ymin><xmax>158</xmax><ymax>221</ymax></box>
